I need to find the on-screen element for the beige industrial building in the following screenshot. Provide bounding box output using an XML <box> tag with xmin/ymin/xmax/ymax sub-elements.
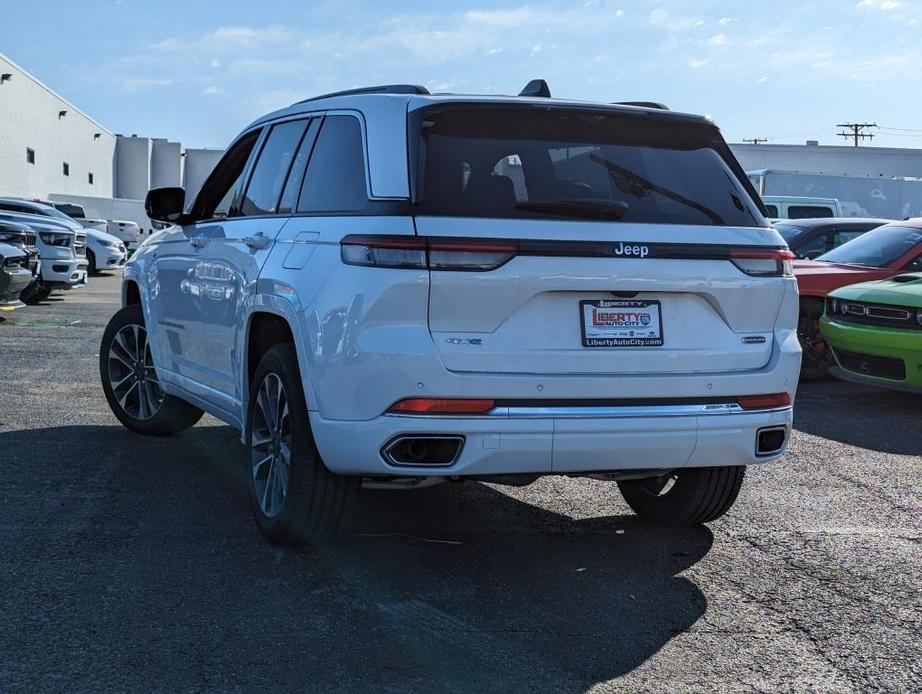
<box><xmin>0</xmin><ymin>51</ymin><xmax>221</xmax><ymax>208</ymax></box>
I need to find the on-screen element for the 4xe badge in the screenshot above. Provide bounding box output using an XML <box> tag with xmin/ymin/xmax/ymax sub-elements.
<box><xmin>613</xmin><ymin>242</ymin><xmax>649</xmax><ymax>258</ymax></box>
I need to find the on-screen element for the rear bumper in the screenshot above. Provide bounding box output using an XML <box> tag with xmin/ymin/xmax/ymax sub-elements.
<box><xmin>821</xmin><ymin>317</ymin><xmax>922</xmax><ymax>389</ymax></box>
<box><xmin>310</xmin><ymin>406</ymin><xmax>793</xmax><ymax>477</ymax></box>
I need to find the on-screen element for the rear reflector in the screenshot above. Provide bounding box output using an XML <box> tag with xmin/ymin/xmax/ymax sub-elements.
<box><xmin>388</xmin><ymin>398</ymin><xmax>496</xmax><ymax>414</ymax></box>
<box><xmin>737</xmin><ymin>393</ymin><xmax>791</xmax><ymax>410</ymax></box>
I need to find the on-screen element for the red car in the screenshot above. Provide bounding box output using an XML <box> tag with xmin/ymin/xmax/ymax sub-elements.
<box><xmin>795</xmin><ymin>219</ymin><xmax>922</xmax><ymax>379</ymax></box>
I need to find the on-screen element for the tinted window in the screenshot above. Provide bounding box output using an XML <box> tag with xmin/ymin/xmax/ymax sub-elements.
<box><xmin>298</xmin><ymin>116</ymin><xmax>368</xmax><ymax>213</ymax></box>
<box><xmin>818</xmin><ymin>225</ymin><xmax>922</xmax><ymax>267</ymax></box>
<box><xmin>278</xmin><ymin>119</ymin><xmax>320</xmax><ymax>214</ymax></box>
<box><xmin>789</xmin><ymin>205</ymin><xmax>833</xmax><ymax>219</ymax></box>
<box><xmin>764</xmin><ymin>204</ymin><xmax>779</xmax><ymax>217</ymax></box>
<box><xmin>831</xmin><ymin>230</ymin><xmax>864</xmax><ymax>247</ymax></box>
<box><xmin>194</xmin><ymin>130</ymin><xmax>261</xmax><ymax>220</ymax></box>
<box><xmin>240</xmin><ymin>119</ymin><xmax>309</xmax><ymax>216</ymax></box>
<box><xmin>797</xmin><ymin>234</ymin><xmax>826</xmax><ymax>258</ymax></box>
<box><xmin>413</xmin><ymin>106</ymin><xmax>764</xmax><ymax>227</ymax></box>
<box><xmin>774</xmin><ymin>223</ymin><xmax>808</xmax><ymax>244</ymax></box>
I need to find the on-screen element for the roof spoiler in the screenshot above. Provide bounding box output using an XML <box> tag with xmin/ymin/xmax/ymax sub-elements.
<box><xmin>295</xmin><ymin>84</ymin><xmax>430</xmax><ymax>105</ymax></box>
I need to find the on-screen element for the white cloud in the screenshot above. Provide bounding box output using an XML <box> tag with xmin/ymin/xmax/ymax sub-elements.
<box><xmin>708</xmin><ymin>33</ymin><xmax>729</xmax><ymax>46</ymax></box>
<box><xmin>648</xmin><ymin>9</ymin><xmax>704</xmax><ymax>31</ymax></box>
<box><xmin>857</xmin><ymin>0</ymin><xmax>904</xmax><ymax>10</ymax></box>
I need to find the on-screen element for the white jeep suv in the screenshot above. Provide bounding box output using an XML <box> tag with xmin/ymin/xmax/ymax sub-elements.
<box><xmin>100</xmin><ymin>82</ymin><xmax>800</xmax><ymax>545</ymax></box>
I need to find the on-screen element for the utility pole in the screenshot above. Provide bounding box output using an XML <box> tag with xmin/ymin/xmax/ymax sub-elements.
<box><xmin>836</xmin><ymin>122</ymin><xmax>877</xmax><ymax>147</ymax></box>
<box><xmin>742</xmin><ymin>138</ymin><xmax>768</xmax><ymax>144</ymax></box>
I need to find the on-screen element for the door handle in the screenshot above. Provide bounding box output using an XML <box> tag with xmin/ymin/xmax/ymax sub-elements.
<box><xmin>189</xmin><ymin>237</ymin><xmax>209</xmax><ymax>250</ymax></box>
<box><xmin>243</xmin><ymin>233</ymin><xmax>271</xmax><ymax>250</ymax></box>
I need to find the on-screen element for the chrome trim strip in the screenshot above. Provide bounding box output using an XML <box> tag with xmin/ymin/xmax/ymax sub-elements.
<box><xmin>385</xmin><ymin>403</ymin><xmax>794</xmax><ymax>419</ymax></box>
<box><xmin>491</xmin><ymin>403</ymin><xmax>748</xmax><ymax>418</ymax></box>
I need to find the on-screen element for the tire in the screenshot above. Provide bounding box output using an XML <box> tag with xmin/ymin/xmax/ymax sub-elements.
<box><xmin>20</xmin><ymin>281</ymin><xmax>52</xmax><ymax>305</ymax></box>
<box><xmin>87</xmin><ymin>250</ymin><xmax>98</xmax><ymax>274</ymax></box>
<box><xmin>798</xmin><ymin>300</ymin><xmax>832</xmax><ymax>381</ymax></box>
<box><xmin>99</xmin><ymin>304</ymin><xmax>203</xmax><ymax>435</ymax></box>
<box><xmin>246</xmin><ymin>344</ymin><xmax>358</xmax><ymax>546</ymax></box>
<box><xmin>617</xmin><ymin>466</ymin><xmax>746</xmax><ymax>526</ymax></box>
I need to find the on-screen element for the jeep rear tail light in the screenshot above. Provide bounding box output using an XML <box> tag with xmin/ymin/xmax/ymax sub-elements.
<box><xmin>340</xmin><ymin>235</ymin><xmax>426</xmax><ymax>269</ymax></box>
<box><xmin>388</xmin><ymin>398</ymin><xmax>496</xmax><ymax>414</ymax></box>
<box><xmin>730</xmin><ymin>249</ymin><xmax>794</xmax><ymax>277</ymax></box>
<box><xmin>341</xmin><ymin>236</ymin><xmax>516</xmax><ymax>271</ymax></box>
<box><xmin>428</xmin><ymin>239</ymin><xmax>517</xmax><ymax>271</ymax></box>
<box><xmin>737</xmin><ymin>393</ymin><xmax>791</xmax><ymax>410</ymax></box>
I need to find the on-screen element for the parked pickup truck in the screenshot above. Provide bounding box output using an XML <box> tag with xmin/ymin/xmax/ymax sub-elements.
<box><xmin>0</xmin><ymin>219</ymin><xmax>41</xmax><ymax>283</ymax></box>
<box><xmin>47</xmin><ymin>201</ymin><xmax>109</xmax><ymax>233</ymax></box>
<box><xmin>0</xmin><ymin>210</ymin><xmax>87</xmax><ymax>304</ymax></box>
<box><xmin>106</xmin><ymin>220</ymin><xmax>141</xmax><ymax>249</ymax></box>
<box><xmin>0</xmin><ymin>199</ymin><xmax>127</xmax><ymax>273</ymax></box>
<box><xmin>0</xmin><ymin>242</ymin><xmax>34</xmax><ymax>311</ymax></box>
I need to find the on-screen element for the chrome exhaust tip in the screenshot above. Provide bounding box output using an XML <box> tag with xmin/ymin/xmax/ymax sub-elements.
<box><xmin>756</xmin><ymin>426</ymin><xmax>787</xmax><ymax>457</ymax></box>
<box><xmin>382</xmin><ymin>435</ymin><xmax>464</xmax><ymax>467</ymax></box>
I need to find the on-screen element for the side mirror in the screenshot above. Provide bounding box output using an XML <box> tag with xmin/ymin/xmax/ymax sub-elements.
<box><xmin>145</xmin><ymin>187</ymin><xmax>186</xmax><ymax>224</ymax></box>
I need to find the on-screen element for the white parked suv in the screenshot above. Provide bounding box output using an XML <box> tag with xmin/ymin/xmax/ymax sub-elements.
<box><xmin>100</xmin><ymin>82</ymin><xmax>801</xmax><ymax>545</ymax></box>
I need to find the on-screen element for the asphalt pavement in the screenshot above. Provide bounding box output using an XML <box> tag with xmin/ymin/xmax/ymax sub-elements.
<box><xmin>1</xmin><ymin>273</ymin><xmax>919</xmax><ymax>693</ymax></box>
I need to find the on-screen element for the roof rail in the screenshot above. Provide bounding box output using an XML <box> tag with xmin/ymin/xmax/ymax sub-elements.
<box><xmin>519</xmin><ymin>79</ymin><xmax>551</xmax><ymax>98</ymax></box>
<box><xmin>294</xmin><ymin>84</ymin><xmax>430</xmax><ymax>105</ymax></box>
<box><xmin>614</xmin><ymin>101</ymin><xmax>670</xmax><ymax>110</ymax></box>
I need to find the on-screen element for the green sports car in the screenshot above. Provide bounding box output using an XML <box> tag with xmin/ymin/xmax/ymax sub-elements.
<box><xmin>820</xmin><ymin>273</ymin><xmax>922</xmax><ymax>392</ymax></box>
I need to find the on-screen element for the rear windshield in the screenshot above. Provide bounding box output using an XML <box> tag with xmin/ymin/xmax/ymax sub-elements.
<box><xmin>412</xmin><ymin>105</ymin><xmax>765</xmax><ymax>227</ymax></box>
<box><xmin>818</xmin><ymin>225</ymin><xmax>922</xmax><ymax>267</ymax></box>
<box><xmin>774</xmin><ymin>223</ymin><xmax>808</xmax><ymax>244</ymax></box>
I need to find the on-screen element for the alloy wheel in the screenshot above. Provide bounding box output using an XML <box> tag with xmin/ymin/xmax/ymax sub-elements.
<box><xmin>250</xmin><ymin>373</ymin><xmax>291</xmax><ymax>518</ymax></box>
<box><xmin>107</xmin><ymin>324</ymin><xmax>163</xmax><ymax>420</ymax></box>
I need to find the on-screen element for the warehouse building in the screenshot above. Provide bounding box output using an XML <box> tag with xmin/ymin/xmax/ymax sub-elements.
<box><xmin>730</xmin><ymin>141</ymin><xmax>922</xmax><ymax>179</ymax></box>
<box><xmin>0</xmin><ymin>51</ymin><xmax>221</xmax><ymax>207</ymax></box>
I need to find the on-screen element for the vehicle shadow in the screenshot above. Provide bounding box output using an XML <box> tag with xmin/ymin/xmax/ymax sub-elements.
<box><xmin>795</xmin><ymin>380</ymin><xmax>922</xmax><ymax>455</ymax></box>
<box><xmin>0</xmin><ymin>423</ymin><xmax>712</xmax><ymax>692</ymax></box>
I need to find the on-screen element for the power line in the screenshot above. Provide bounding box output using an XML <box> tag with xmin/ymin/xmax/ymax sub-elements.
<box><xmin>836</xmin><ymin>122</ymin><xmax>877</xmax><ymax>147</ymax></box>
<box><xmin>878</xmin><ymin>125</ymin><xmax>922</xmax><ymax>133</ymax></box>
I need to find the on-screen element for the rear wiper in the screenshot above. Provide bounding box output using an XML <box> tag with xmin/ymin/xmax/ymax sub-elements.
<box><xmin>590</xmin><ymin>154</ymin><xmax>725</xmax><ymax>225</ymax></box>
<box><xmin>515</xmin><ymin>198</ymin><xmax>629</xmax><ymax>221</ymax></box>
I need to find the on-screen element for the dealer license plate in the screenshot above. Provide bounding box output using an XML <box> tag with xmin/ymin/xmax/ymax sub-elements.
<box><xmin>580</xmin><ymin>299</ymin><xmax>663</xmax><ymax>347</ymax></box>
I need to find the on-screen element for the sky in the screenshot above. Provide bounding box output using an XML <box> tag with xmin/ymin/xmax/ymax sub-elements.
<box><xmin>3</xmin><ymin>0</ymin><xmax>922</xmax><ymax>149</ymax></box>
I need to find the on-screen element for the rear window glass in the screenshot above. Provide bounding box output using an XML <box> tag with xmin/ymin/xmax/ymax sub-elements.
<box><xmin>789</xmin><ymin>205</ymin><xmax>834</xmax><ymax>219</ymax></box>
<box><xmin>774</xmin><ymin>223</ymin><xmax>808</xmax><ymax>244</ymax></box>
<box><xmin>764</xmin><ymin>204</ymin><xmax>779</xmax><ymax>217</ymax></box>
<box><xmin>413</xmin><ymin>106</ymin><xmax>764</xmax><ymax>227</ymax></box>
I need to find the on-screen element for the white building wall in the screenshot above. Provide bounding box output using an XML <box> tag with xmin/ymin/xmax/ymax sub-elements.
<box><xmin>730</xmin><ymin>142</ymin><xmax>922</xmax><ymax>178</ymax></box>
<box><xmin>151</xmin><ymin>138</ymin><xmax>182</xmax><ymax>189</ymax></box>
<box><xmin>115</xmin><ymin>135</ymin><xmax>152</xmax><ymax>200</ymax></box>
<box><xmin>0</xmin><ymin>53</ymin><xmax>115</xmax><ymax>198</ymax></box>
<box><xmin>183</xmin><ymin>148</ymin><xmax>223</xmax><ymax>202</ymax></box>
